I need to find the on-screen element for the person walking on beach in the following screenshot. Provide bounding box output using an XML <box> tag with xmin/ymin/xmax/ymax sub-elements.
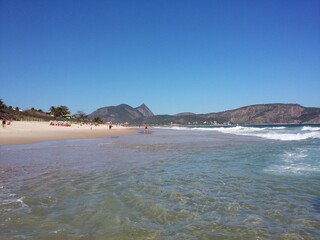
<box><xmin>2</xmin><ymin>119</ymin><xmax>6</xmax><ymax>128</ymax></box>
<box><xmin>144</xmin><ymin>123</ymin><xmax>148</xmax><ymax>134</ymax></box>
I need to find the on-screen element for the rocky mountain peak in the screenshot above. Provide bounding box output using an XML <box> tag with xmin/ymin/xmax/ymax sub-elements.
<box><xmin>88</xmin><ymin>104</ymin><xmax>154</xmax><ymax>123</ymax></box>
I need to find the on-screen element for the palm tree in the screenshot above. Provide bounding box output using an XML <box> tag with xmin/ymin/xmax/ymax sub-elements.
<box><xmin>59</xmin><ymin>106</ymin><xmax>70</xmax><ymax>116</ymax></box>
<box><xmin>49</xmin><ymin>105</ymin><xmax>70</xmax><ymax>117</ymax></box>
<box><xmin>49</xmin><ymin>106</ymin><xmax>56</xmax><ymax>116</ymax></box>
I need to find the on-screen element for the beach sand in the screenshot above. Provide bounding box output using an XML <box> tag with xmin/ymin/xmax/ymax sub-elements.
<box><xmin>0</xmin><ymin>121</ymin><xmax>136</xmax><ymax>146</ymax></box>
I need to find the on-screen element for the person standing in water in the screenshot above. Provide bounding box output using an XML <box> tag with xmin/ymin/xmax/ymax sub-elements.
<box><xmin>144</xmin><ymin>123</ymin><xmax>148</xmax><ymax>134</ymax></box>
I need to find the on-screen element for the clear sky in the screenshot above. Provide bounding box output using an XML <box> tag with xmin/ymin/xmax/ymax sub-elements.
<box><xmin>1</xmin><ymin>0</ymin><xmax>319</xmax><ymax>115</ymax></box>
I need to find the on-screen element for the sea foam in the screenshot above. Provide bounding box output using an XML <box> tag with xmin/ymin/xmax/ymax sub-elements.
<box><xmin>265</xmin><ymin>148</ymin><xmax>320</xmax><ymax>175</ymax></box>
<box><xmin>160</xmin><ymin>125</ymin><xmax>320</xmax><ymax>141</ymax></box>
<box><xmin>302</xmin><ymin>126</ymin><xmax>320</xmax><ymax>131</ymax></box>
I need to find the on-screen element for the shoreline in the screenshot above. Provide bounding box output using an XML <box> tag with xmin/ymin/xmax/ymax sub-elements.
<box><xmin>0</xmin><ymin>121</ymin><xmax>137</xmax><ymax>146</ymax></box>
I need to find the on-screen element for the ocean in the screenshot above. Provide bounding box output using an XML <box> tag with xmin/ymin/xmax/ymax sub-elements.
<box><xmin>1</xmin><ymin>125</ymin><xmax>320</xmax><ymax>239</ymax></box>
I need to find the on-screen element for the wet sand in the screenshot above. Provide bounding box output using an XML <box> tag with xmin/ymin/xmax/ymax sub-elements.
<box><xmin>0</xmin><ymin>121</ymin><xmax>136</xmax><ymax>146</ymax></box>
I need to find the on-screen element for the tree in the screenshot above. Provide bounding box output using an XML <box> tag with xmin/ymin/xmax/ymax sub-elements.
<box><xmin>62</xmin><ymin>106</ymin><xmax>70</xmax><ymax>116</ymax></box>
<box><xmin>59</xmin><ymin>106</ymin><xmax>70</xmax><ymax>116</ymax></box>
<box><xmin>49</xmin><ymin>105</ymin><xmax>70</xmax><ymax>117</ymax></box>
<box><xmin>93</xmin><ymin>117</ymin><xmax>104</xmax><ymax>124</ymax></box>
<box><xmin>49</xmin><ymin>106</ymin><xmax>56</xmax><ymax>115</ymax></box>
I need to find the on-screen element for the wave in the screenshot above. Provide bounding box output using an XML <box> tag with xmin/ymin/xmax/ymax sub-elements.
<box><xmin>302</xmin><ymin>126</ymin><xmax>320</xmax><ymax>131</ymax></box>
<box><xmin>159</xmin><ymin>126</ymin><xmax>320</xmax><ymax>141</ymax></box>
<box><xmin>265</xmin><ymin>149</ymin><xmax>320</xmax><ymax>175</ymax></box>
<box><xmin>256</xmin><ymin>132</ymin><xmax>320</xmax><ymax>141</ymax></box>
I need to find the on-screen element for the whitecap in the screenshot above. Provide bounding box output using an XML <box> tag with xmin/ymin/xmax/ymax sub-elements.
<box><xmin>266</xmin><ymin>126</ymin><xmax>286</xmax><ymax>130</ymax></box>
<box><xmin>256</xmin><ymin>132</ymin><xmax>320</xmax><ymax>141</ymax></box>
<box><xmin>162</xmin><ymin>125</ymin><xmax>320</xmax><ymax>141</ymax></box>
<box><xmin>302</xmin><ymin>126</ymin><xmax>320</xmax><ymax>131</ymax></box>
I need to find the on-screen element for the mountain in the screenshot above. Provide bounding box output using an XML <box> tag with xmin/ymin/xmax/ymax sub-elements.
<box><xmin>88</xmin><ymin>103</ymin><xmax>320</xmax><ymax>125</ymax></box>
<box><xmin>204</xmin><ymin>104</ymin><xmax>320</xmax><ymax>124</ymax></box>
<box><xmin>135</xmin><ymin>104</ymin><xmax>154</xmax><ymax>117</ymax></box>
<box><xmin>137</xmin><ymin>103</ymin><xmax>320</xmax><ymax>125</ymax></box>
<box><xmin>88</xmin><ymin>104</ymin><xmax>154</xmax><ymax>123</ymax></box>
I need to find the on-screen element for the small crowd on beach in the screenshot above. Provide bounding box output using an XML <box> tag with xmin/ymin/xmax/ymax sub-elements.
<box><xmin>49</xmin><ymin>120</ymin><xmax>71</xmax><ymax>127</ymax></box>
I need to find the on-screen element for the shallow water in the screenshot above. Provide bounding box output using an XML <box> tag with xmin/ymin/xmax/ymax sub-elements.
<box><xmin>1</xmin><ymin>128</ymin><xmax>320</xmax><ymax>239</ymax></box>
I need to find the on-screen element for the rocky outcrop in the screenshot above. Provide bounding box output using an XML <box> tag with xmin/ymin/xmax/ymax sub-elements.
<box><xmin>135</xmin><ymin>104</ymin><xmax>154</xmax><ymax>117</ymax></box>
<box><xmin>88</xmin><ymin>104</ymin><xmax>154</xmax><ymax>123</ymax></box>
<box><xmin>203</xmin><ymin>104</ymin><xmax>320</xmax><ymax>124</ymax></box>
<box><xmin>146</xmin><ymin>104</ymin><xmax>320</xmax><ymax>125</ymax></box>
<box><xmin>217</xmin><ymin>104</ymin><xmax>305</xmax><ymax>124</ymax></box>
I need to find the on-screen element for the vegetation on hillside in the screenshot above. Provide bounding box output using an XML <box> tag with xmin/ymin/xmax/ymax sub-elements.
<box><xmin>0</xmin><ymin>99</ymin><xmax>52</xmax><ymax>121</ymax></box>
<box><xmin>0</xmin><ymin>99</ymin><xmax>103</xmax><ymax>124</ymax></box>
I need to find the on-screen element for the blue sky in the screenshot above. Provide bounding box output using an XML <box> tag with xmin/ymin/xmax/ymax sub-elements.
<box><xmin>1</xmin><ymin>0</ymin><xmax>319</xmax><ymax>115</ymax></box>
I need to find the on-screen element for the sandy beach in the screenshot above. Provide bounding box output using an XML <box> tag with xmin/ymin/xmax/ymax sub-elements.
<box><xmin>0</xmin><ymin>121</ymin><xmax>136</xmax><ymax>146</ymax></box>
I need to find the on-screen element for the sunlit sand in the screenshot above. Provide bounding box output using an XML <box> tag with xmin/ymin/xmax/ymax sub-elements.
<box><xmin>0</xmin><ymin>121</ymin><xmax>136</xmax><ymax>146</ymax></box>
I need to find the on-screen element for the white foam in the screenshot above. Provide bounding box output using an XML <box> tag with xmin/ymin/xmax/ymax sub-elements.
<box><xmin>266</xmin><ymin>164</ymin><xmax>320</xmax><ymax>174</ymax></box>
<box><xmin>267</xmin><ymin>126</ymin><xmax>286</xmax><ymax>130</ymax></box>
<box><xmin>265</xmin><ymin>148</ymin><xmax>320</xmax><ymax>174</ymax></box>
<box><xmin>159</xmin><ymin>126</ymin><xmax>320</xmax><ymax>141</ymax></box>
<box><xmin>302</xmin><ymin>126</ymin><xmax>320</xmax><ymax>131</ymax></box>
<box><xmin>15</xmin><ymin>196</ymin><xmax>29</xmax><ymax>209</ymax></box>
<box><xmin>254</xmin><ymin>132</ymin><xmax>320</xmax><ymax>141</ymax></box>
<box><xmin>201</xmin><ymin>126</ymin><xmax>320</xmax><ymax>141</ymax></box>
<box><xmin>283</xmin><ymin>150</ymin><xmax>308</xmax><ymax>160</ymax></box>
<box><xmin>50</xmin><ymin>228</ymin><xmax>65</xmax><ymax>234</ymax></box>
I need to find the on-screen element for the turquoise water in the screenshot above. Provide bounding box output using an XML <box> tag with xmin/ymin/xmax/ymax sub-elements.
<box><xmin>1</xmin><ymin>126</ymin><xmax>320</xmax><ymax>239</ymax></box>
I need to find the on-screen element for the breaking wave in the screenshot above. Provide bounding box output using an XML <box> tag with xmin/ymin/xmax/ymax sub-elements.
<box><xmin>160</xmin><ymin>125</ymin><xmax>320</xmax><ymax>141</ymax></box>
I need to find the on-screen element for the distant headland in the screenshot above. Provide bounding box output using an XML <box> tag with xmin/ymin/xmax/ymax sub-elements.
<box><xmin>1</xmin><ymin>99</ymin><xmax>319</xmax><ymax>125</ymax></box>
<box><xmin>88</xmin><ymin>103</ymin><xmax>320</xmax><ymax>125</ymax></box>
